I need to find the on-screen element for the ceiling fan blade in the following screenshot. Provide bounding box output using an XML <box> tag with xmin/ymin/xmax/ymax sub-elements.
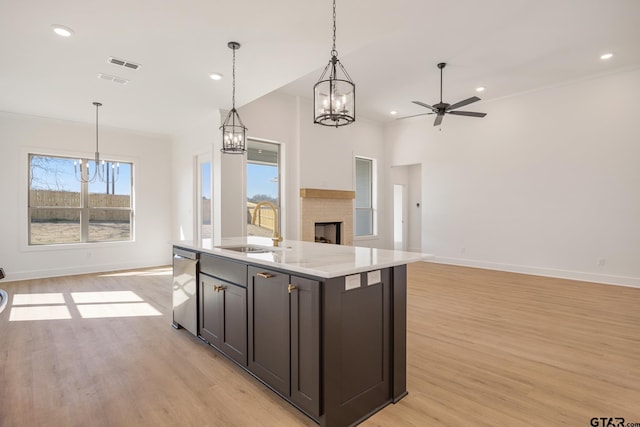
<box><xmin>448</xmin><ymin>111</ymin><xmax>487</xmax><ymax>118</ymax></box>
<box><xmin>433</xmin><ymin>114</ymin><xmax>444</xmax><ymax>126</ymax></box>
<box><xmin>412</xmin><ymin>101</ymin><xmax>437</xmax><ymax>112</ymax></box>
<box><xmin>395</xmin><ymin>112</ymin><xmax>433</xmax><ymax>120</ymax></box>
<box><xmin>447</xmin><ymin>96</ymin><xmax>481</xmax><ymax>111</ymax></box>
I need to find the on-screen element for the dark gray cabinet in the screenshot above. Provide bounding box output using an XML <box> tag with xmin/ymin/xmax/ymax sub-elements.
<box><xmin>177</xmin><ymin>246</ymin><xmax>409</xmax><ymax>427</ymax></box>
<box><xmin>290</xmin><ymin>275</ymin><xmax>320</xmax><ymax>418</ymax></box>
<box><xmin>200</xmin><ymin>274</ymin><xmax>247</xmax><ymax>365</ymax></box>
<box><xmin>199</xmin><ymin>255</ymin><xmax>248</xmax><ymax>366</ymax></box>
<box><xmin>248</xmin><ymin>266</ymin><xmax>320</xmax><ymax>419</ymax></box>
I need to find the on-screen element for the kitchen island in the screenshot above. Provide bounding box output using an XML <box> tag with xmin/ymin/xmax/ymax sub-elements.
<box><xmin>172</xmin><ymin>237</ymin><xmax>429</xmax><ymax>427</ymax></box>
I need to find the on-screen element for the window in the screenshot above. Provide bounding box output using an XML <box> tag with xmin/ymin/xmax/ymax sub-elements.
<box><xmin>355</xmin><ymin>157</ymin><xmax>374</xmax><ymax>236</ymax></box>
<box><xmin>197</xmin><ymin>154</ymin><xmax>212</xmax><ymax>245</ymax></box>
<box><xmin>28</xmin><ymin>154</ymin><xmax>133</xmax><ymax>245</ymax></box>
<box><xmin>246</xmin><ymin>140</ymin><xmax>280</xmax><ymax>237</ymax></box>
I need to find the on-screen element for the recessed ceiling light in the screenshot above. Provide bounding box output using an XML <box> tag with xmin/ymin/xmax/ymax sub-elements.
<box><xmin>51</xmin><ymin>25</ymin><xmax>74</xmax><ymax>37</ymax></box>
<box><xmin>209</xmin><ymin>73</ymin><xmax>223</xmax><ymax>80</ymax></box>
<box><xmin>476</xmin><ymin>86</ymin><xmax>485</xmax><ymax>92</ymax></box>
<box><xmin>600</xmin><ymin>53</ymin><xmax>613</xmax><ymax>60</ymax></box>
<box><xmin>390</xmin><ymin>111</ymin><xmax>398</xmax><ymax>115</ymax></box>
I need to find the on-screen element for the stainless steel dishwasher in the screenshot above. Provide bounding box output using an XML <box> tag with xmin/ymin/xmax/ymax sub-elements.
<box><xmin>172</xmin><ymin>247</ymin><xmax>199</xmax><ymax>335</ymax></box>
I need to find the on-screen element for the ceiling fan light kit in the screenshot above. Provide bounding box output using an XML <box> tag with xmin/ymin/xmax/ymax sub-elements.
<box><xmin>400</xmin><ymin>62</ymin><xmax>487</xmax><ymax>126</ymax></box>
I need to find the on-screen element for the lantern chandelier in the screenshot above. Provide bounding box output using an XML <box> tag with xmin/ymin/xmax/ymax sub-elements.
<box><xmin>74</xmin><ymin>102</ymin><xmax>119</xmax><ymax>183</ymax></box>
<box><xmin>313</xmin><ymin>0</ymin><xmax>355</xmax><ymax>127</ymax></box>
<box><xmin>220</xmin><ymin>41</ymin><xmax>247</xmax><ymax>154</ymax></box>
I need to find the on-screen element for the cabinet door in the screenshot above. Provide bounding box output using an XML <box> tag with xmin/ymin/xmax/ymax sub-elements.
<box><xmin>200</xmin><ymin>274</ymin><xmax>247</xmax><ymax>366</ymax></box>
<box><xmin>290</xmin><ymin>275</ymin><xmax>320</xmax><ymax>419</ymax></box>
<box><xmin>220</xmin><ymin>282</ymin><xmax>247</xmax><ymax>366</ymax></box>
<box><xmin>200</xmin><ymin>274</ymin><xmax>223</xmax><ymax>347</ymax></box>
<box><xmin>248</xmin><ymin>266</ymin><xmax>290</xmax><ymax>396</ymax></box>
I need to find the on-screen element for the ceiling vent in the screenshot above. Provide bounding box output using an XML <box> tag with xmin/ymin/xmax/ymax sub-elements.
<box><xmin>98</xmin><ymin>73</ymin><xmax>130</xmax><ymax>85</ymax></box>
<box><xmin>107</xmin><ymin>56</ymin><xmax>141</xmax><ymax>70</ymax></box>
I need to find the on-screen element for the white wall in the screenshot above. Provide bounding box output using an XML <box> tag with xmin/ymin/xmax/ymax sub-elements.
<box><xmin>385</xmin><ymin>67</ymin><xmax>640</xmax><ymax>287</ymax></box>
<box><xmin>236</xmin><ymin>92</ymin><xmax>301</xmax><ymax>240</ymax></box>
<box><xmin>195</xmin><ymin>91</ymin><xmax>391</xmax><ymax>248</ymax></box>
<box><xmin>171</xmin><ymin>111</ymin><xmax>217</xmax><ymax>242</ymax></box>
<box><xmin>407</xmin><ymin>164</ymin><xmax>422</xmax><ymax>252</ymax></box>
<box><xmin>0</xmin><ymin>111</ymin><xmax>173</xmax><ymax>282</ymax></box>
<box><xmin>299</xmin><ymin>100</ymin><xmax>389</xmax><ymax>248</ymax></box>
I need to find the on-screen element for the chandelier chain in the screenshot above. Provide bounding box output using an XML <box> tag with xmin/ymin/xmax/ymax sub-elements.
<box><xmin>331</xmin><ymin>0</ymin><xmax>337</xmax><ymax>57</ymax></box>
<box><xmin>232</xmin><ymin>46</ymin><xmax>236</xmax><ymax>109</ymax></box>
<box><xmin>95</xmin><ymin>103</ymin><xmax>99</xmax><ymax>153</ymax></box>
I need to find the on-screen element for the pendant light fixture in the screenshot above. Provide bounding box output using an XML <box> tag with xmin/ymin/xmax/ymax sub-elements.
<box><xmin>220</xmin><ymin>41</ymin><xmax>247</xmax><ymax>154</ymax></box>
<box><xmin>74</xmin><ymin>102</ymin><xmax>119</xmax><ymax>183</ymax></box>
<box><xmin>313</xmin><ymin>0</ymin><xmax>355</xmax><ymax>127</ymax></box>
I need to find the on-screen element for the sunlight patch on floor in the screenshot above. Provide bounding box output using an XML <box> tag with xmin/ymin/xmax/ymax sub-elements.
<box><xmin>13</xmin><ymin>292</ymin><xmax>65</xmax><ymax>305</ymax></box>
<box><xmin>9</xmin><ymin>305</ymin><xmax>72</xmax><ymax>321</ymax></box>
<box><xmin>8</xmin><ymin>290</ymin><xmax>162</xmax><ymax>321</ymax></box>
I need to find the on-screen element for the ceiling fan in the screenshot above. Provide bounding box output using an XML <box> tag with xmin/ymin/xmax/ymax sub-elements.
<box><xmin>399</xmin><ymin>62</ymin><xmax>487</xmax><ymax>126</ymax></box>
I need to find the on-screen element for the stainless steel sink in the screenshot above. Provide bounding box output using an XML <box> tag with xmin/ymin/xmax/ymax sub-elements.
<box><xmin>218</xmin><ymin>245</ymin><xmax>274</xmax><ymax>254</ymax></box>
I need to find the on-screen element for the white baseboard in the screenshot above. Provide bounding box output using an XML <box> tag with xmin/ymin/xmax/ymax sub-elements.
<box><xmin>2</xmin><ymin>259</ymin><xmax>170</xmax><ymax>283</ymax></box>
<box><xmin>427</xmin><ymin>256</ymin><xmax>640</xmax><ymax>288</ymax></box>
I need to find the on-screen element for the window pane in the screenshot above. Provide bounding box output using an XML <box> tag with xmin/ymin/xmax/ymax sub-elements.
<box><xmin>247</xmin><ymin>140</ymin><xmax>279</xmax><ymax>237</ymax></box>
<box><xmin>355</xmin><ymin>209</ymin><xmax>373</xmax><ymax>236</ymax></box>
<box><xmin>200</xmin><ymin>161</ymin><xmax>212</xmax><ymax>241</ymax></box>
<box><xmin>29</xmin><ymin>155</ymin><xmax>80</xmax><ymax>207</ymax></box>
<box><xmin>355</xmin><ymin>158</ymin><xmax>371</xmax><ymax>208</ymax></box>
<box><xmin>88</xmin><ymin>209</ymin><xmax>131</xmax><ymax>242</ymax></box>
<box><xmin>30</xmin><ymin>208</ymin><xmax>80</xmax><ymax>245</ymax></box>
<box><xmin>89</xmin><ymin>162</ymin><xmax>132</xmax><ymax>208</ymax></box>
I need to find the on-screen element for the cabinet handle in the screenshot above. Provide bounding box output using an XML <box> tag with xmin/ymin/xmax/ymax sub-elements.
<box><xmin>214</xmin><ymin>285</ymin><xmax>227</xmax><ymax>292</ymax></box>
<box><xmin>257</xmin><ymin>272</ymin><xmax>274</xmax><ymax>279</ymax></box>
<box><xmin>288</xmin><ymin>284</ymin><xmax>297</xmax><ymax>293</ymax></box>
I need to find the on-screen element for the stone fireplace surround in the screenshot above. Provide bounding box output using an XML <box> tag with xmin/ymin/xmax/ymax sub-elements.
<box><xmin>300</xmin><ymin>188</ymin><xmax>355</xmax><ymax>246</ymax></box>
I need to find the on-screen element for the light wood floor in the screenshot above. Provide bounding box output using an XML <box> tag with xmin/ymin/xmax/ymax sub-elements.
<box><xmin>1</xmin><ymin>263</ymin><xmax>639</xmax><ymax>426</ymax></box>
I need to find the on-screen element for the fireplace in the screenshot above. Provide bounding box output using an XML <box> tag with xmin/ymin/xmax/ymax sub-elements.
<box><xmin>315</xmin><ymin>222</ymin><xmax>341</xmax><ymax>244</ymax></box>
<box><xmin>300</xmin><ymin>188</ymin><xmax>354</xmax><ymax>246</ymax></box>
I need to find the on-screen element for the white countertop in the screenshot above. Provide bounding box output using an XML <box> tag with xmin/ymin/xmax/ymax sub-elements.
<box><xmin>174</xmin><ymin>237</ymin><xmax>431</xmax><ymax>279</ymax></box>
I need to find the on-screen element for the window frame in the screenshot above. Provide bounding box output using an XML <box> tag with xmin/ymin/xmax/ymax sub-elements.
<box><xmin>27</xmin><ymin>152</ymin><xmax>134</xmax><ymax>246</ymax></box>
<box><xmin>354</xmin><ymin>156</ymin><xmax>377</xmax><ymax>238</ymax></box>
<box><xmin>245</xmin><ymin>138</ymin><xmax>282</xmax><ymax>237</ymax></box>
<box><xmin>196</xmin><ymin>152</ymin><xmax>212</xmax><ymax>246</ymax></box>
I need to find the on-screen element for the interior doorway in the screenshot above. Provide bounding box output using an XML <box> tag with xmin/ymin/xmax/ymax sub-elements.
<box><xmin>393</xmin><ymin>184</ymin><xmax>406</xmax><ymax>250</ymax></box>
<box><xmin>391</xmin><ymin>164</ymin><xmax>422</xmax><ymax>252</ymax></box>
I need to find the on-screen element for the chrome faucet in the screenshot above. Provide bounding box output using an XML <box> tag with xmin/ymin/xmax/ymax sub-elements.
<box><xmin>252</xmin><ymin>201</ymin><xmax>283</xmax><ymax>247</ymax></box>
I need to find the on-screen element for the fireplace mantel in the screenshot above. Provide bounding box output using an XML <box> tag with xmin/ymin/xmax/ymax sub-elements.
<box><xmin>300</xmin><ymin>188</ymin><xmax>355</xmax><ymax>200</ymax></box>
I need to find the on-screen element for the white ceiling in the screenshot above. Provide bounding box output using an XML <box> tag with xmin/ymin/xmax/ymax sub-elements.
<box><xmin>1</xmin><ymin>0</ymin><xmax>639</xmax><ymax>136</ymax></box>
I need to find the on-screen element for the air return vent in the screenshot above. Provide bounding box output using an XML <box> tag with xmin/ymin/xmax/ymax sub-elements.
<box><xmin>98</xmin><ymin>73</ymin><xmax>130</xmax><ymax>85</ymax></box>
<box><xmin>108</xmin><ymin>56</ymin><xmax>141</xmax><ymax>70</ymax></box>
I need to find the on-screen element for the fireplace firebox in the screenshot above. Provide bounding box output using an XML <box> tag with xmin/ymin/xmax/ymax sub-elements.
<box><xmin>315</xmin><ymin>222</ymin><xmax>341</xmax><ymax>244</ymax></box>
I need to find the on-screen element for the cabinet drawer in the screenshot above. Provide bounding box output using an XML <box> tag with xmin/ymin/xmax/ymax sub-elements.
<box><xmin>200</xmin><ymin>254</ymin><xmax>247</xmax><ymax>286</ymax></box>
